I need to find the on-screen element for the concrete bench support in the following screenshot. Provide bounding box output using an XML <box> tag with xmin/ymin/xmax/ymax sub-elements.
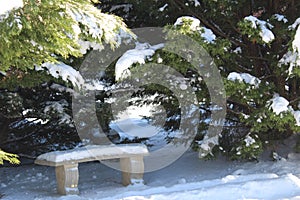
<box><xmin>120</xmin><ymin>156</ymin><xmax>144</xmax><ymax>186</ymax></box>
<box><xmin>55</xmin><ymin>164</ymin><xmax>79</xmax><ymax>195</ymax></box>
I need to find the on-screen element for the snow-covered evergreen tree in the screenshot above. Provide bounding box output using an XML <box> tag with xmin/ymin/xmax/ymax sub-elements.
<box><xmin>103</xmin><ymin>0</ymin><xmax>300</xmax><ymax>159</ymax></box>
<box><xmin>0</xmin><ymin>0</ymin><xmax>129</xmax><ymax>160</ymax></box>
<box><xmin>1</xmin><ymin>0</ymin><xmax>300</xmax><ymax>161</ymax></box>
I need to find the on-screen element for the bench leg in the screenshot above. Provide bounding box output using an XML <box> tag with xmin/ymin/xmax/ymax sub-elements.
<box><xmin>55</xmin><ymin>164</ymin><xmax>79</xmax><ymax>195</ymax></box>
<box><xmin>120</xmin><ymin>156</ymin><xmax>145</xmax><ymax>186</ymax></box>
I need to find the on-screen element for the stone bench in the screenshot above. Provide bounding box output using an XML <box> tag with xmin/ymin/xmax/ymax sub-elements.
<box><xmin>35</xmin><ymin>144</ymin><xmax>149</xmax><ymax>195</ymax></box>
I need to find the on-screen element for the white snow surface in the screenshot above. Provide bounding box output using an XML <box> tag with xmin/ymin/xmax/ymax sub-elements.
<box><xmin>36</xmin><ymin>144</ymin><xmax>148</xmax><ymax>163</ymax></box>
<box><xmin>200</xmin><ymin>27</ymin><xmax>216</xmax><ymax>43</ymax></box>
<box><xmin>269</xmin><ymin>94</ymin><xmax>290</xmax><ymax>115</ymax></box>
<box><xmin>78</xmin><ymin>40</ymin><xmax>104</xmax><ymax>54</ymax></box>
<box><xmin>293</xmin><ymin>23</ymin><xmax>300</xmax><ymax>60</ymax></box>
<box><xmin>24</xmin><ymin>118</ymin><xmax>49</xmax><ymax>125</ymax></box>
<box><xmin>110</xmin><ymin>103</ymin><xmax>164</xmax><ymax>140</ymax></box>
<box><xmin>115</xmin><ymin>43</ymin><xmax>164</xmax><ymax>81</ymax></box>
<box><xmin>158</xmin><ymin>4</ymin><xmax>168</xmax><ymax>12</ymax></box>
<box><xmin>109</xmin><ymin>4</ymin><xmax>133</xmax><ymax>13</ymax></box>
<box><xmin>37</xmin><ymin>62</ymin><xmax>85</xmax><ymax>89</ymax></box>
<box><xmin>279</xmin><ymin>51</ymin><xmax>299</xmax><ymax>75</ymax></box>
<box><xmin>44</xmin><ymin>100</ymin><xmax>73</xmax><ymax>125</ymax></box>
<box><xmin>36</xmin><ymin>62</ymin><xmax>109</xmax><ymax>90</ymax></box>
<box><xmin>279</xmin><ymin>18</ymin><xmax>300</xmax><ymax>76</ymax></box>
<box><xmin>190</xmin><ymin>0</ymin><xmax>200</xmax><ymax>7</ymax></box>
<box><xmin>244</xmin><ymin>134</ymin><xmax>256</xmax><ymax>147</ymax></box>
<box><xmin>294</xmin><ymin>110</ymin><xmax>300</xmax><ymax>126</ymax></box>
<box><xmin>110</xmin><ymin>118</ymin><xmax>161</xmax><ymax>140</ymax></box>
<box><xmin>274</xmin><ymin>14</ymin><xmax>288</xmax><ymax>23</ymax></box>
<box><xmin>227</xmin><ymin>72</ymin><xmax>261</xmax><ymax>87</ymax></box>
<box><xmin>68</xmin><ymin>8</ymin><xmax>103</xmax><ymax>40</ymax></box>
<box><xmin>174</xmin><ymin>16</ymin><xmax>201</xmax><ymax>31</ymax></box>
<box><xmin>290</xmin><ymin>17</ymin><xmax>300</xmax><ymax>30</ymax></box>
<box><xmin>0</xmin><ymin>0</ymin><xmax>23</xmax><ymax>17</ymax></box>
<box><xmin>268</xmin><ymin>94</ymin><xmax>300</xmax><ymax>126</ymax></box>
<box><xmin>2</xmin><ymin>150</ymin><xmax>300</xmax><ymax>199</ymax></box>
<box><xmin>244</xmin><ymin>15</ymin><xmax>275</xmax><ymax>43</ymax></box>
<box><xmin>174</xmin><ymin>16</ymin><xmax>216</xmax><ymax>43</ymax></box>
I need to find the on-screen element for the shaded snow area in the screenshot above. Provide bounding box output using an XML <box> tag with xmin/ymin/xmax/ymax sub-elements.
<box><xmin>2</xmin><ymin>151</ymin><xmax>300</xmax><ymax>199</ymax></box>
<box><xmin>244</xmin><ymin>15</ymin><xmax>275</xmax><ymax>43</ymax></box>
<box><xmin>110</xmin><ymin>118</ymin><xmax>161</xmax><ymax>140</ymax></box>
<box><xmin>109</xmin><ymin>104</ymin><xmax>164</xmax><ymax>141</ymax></box>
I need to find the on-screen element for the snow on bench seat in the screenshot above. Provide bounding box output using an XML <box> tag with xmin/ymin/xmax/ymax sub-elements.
<box><xmin>35</xmin><ymin>144</ymin><xmax>149</xmax><ymax>166</ymax></box>
<box><xmin>35</xmin><ymin>144</ymin><xmax>149</xmax><ymax>195</ymax></box>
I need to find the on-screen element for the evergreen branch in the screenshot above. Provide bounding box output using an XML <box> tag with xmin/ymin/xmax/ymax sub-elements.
<box><xmin>245</xmin><ymin>56</ymin><xmax>270</xmax><ymax>62</ymax></box>
<box><xmin>227</xmin><ymin>99</ymin><xmax>254</xmax><ymax>113</ymax></box>
<box><xmin>290</xmin><ymin>97</ymin><xmax>300</xmax><ymax>105</ymax></box>
<box><xmin>1</xmin><ymin>131</ymin><xmax>37</xmax><ymax>144</ymax></box>
<box><xmin>0</xmin><ymin>149</ymin><xmax>20</xmax><ymax>165</ymax></box>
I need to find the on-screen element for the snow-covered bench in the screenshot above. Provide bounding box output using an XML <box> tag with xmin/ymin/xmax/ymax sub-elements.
<box><xmin>35</xmin><ymin>144</ymin><xmax>149</xmax><ymax>195</ymax></box>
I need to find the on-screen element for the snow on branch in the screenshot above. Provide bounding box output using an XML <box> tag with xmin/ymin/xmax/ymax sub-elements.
<box><xmin>292</xmin><ymin>22</ymin><xmax>300</xmax><ymax>56</ymax></box>
<box><xmin>36</xmin><ymin>62</ymin><xmax>111</xmax><ymax>91</ymax></box>
<box><xmin>227</xmin><ymin>72</ymin><xmax>261</xmax><ymax>87</ymax></box>
<box><xmin>36</xmin><ymin>62</ymin><xmax>85</xmax><ymax>89</ymax></box>
<box><xmin>289</xmin><ymin>18</ymin><xmax>300</xmax><ymax>30</ymax></box>
<box><xmin>268</xmin><ymin>94</ymin><xmax>300</xmax><ymax>126</ymax></box>
<box><xmin>174</xmin><ymin>16</ymin><xmax>216</xmax><ymax>43</ymax></box>
<box><xmin>44</xmin><ymin>100</ymin><xmax>73</xmax><ymax>125</ymax></box>
<box><xmin>268</xmin><ymin>94</ymin><xmax>290</xmax><ymax>115</ymax></box>
<box><xmin>115</xmin><ymin>42</ymin><xmax>164</xmax><ymax>81</ymax></box>
<box><xmin>273</xmin><ymin>14</ymin><xmax>288</xmax><ymax>23</ymax></box>
<box><xmin>279</xmin><ymin>18</ymin><xmax>300</xmax><ymax>76</ymax></box>
<box><xmin>65</xmin><ymin>1</ymin><xmax>132</xmax><ymax>49</ymax></box>
<box><xmin>244</xmin><ymin>15</ymin><xmax>275</xmax><ymax>43</ymax></box>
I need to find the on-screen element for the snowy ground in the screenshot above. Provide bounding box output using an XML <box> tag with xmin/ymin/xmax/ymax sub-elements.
<box><xmin>1</xmin><ymin>149</ymin><xmax>300</xmax><ymax>200</ymax></box>
<box><xmin>1</xmin><ymin>112</ymin><xmax>300</xmax><ymax>200</ymax></box>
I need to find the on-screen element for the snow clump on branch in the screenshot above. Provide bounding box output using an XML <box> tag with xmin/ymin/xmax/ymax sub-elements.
<box><xmin>244</xmin><ymin>15</ymin><xmax>275</xmax><ymax>43</ymax></box>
